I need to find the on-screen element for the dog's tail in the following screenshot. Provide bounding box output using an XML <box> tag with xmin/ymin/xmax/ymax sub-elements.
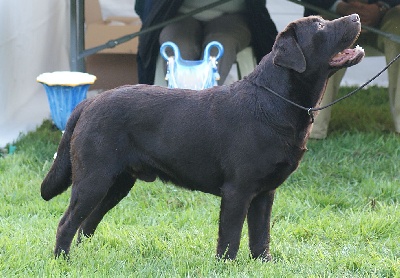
<box><xmin>41</xmin><ymin>99</ymin><xmax>92</xmax><ymax>201</ymax></box>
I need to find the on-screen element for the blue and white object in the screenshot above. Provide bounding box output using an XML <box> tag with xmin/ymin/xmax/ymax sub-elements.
<box><xmin>37</xmin><ymin>71</ymin><xmax>96</xmax><ymax>130</ymax></box>
<box><xmin>160</xmin><ymin>41</ymin><xmax>224</xmax><ymax>90</ymax></box>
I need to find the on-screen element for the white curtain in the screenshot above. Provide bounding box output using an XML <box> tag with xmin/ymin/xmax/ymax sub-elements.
<box><xmin>0</xmin><ymin>0</ymin><xmax>70</xmax><ymax>146</ymax></box>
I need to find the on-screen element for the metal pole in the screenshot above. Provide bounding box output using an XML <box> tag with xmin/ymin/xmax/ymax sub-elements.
<box><xmin>70</xmin><ymin>0</ymin><xmax>86</xmax><ymax>72</ymax></box>
<box><xmin>69</xmin><ymin>0</ymin><xmax>78</xmax><ymax>71</ymax></box>
<box><xmin>77</xmin><ymin>0</ymin><xmax>86</xmax><ymax>72</ymax></box>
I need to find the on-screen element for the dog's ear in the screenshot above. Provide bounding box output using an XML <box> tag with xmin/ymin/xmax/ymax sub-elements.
<box><xmin>273</xmin><ymin>25</ymin><xmax>306</xmax><ymax>73</ymax></box>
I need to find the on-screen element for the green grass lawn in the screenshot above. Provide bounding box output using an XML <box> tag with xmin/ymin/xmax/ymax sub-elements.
<box><xmin>0</xmin><ymin>86</ymin><xmax>399</xmax><ymax>277</ymax></box>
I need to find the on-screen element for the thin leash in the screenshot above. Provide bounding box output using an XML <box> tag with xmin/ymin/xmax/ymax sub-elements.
<box><xmin>258</xmin><ymin>52</ymin><xmax>400</xmax><ymax>123</ymax></box>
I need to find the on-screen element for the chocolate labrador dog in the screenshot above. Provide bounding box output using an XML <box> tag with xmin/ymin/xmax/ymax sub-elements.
<box><xmin>41</xmin><ymin>14</ymin><xmax>364</xmax><ymax>260</ymax></box>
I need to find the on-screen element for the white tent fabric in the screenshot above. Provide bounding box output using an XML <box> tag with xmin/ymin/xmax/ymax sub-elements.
<box><xmin>0</xmin><ymin>0</ymin><xmax>69</xmax><ymax>147</ymax></box>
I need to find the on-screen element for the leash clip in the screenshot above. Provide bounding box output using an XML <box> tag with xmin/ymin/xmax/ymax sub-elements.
<box><xmin>308</xmin><ymin>108</ymin><xmax>314</xmax><ymax>123</ymax></box>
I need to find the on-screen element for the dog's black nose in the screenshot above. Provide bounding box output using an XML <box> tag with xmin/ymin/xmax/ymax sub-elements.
<box><xmin>351</xmin><ymin>14</ymin><xmax>360</xmax><ymax>23</ymax></box>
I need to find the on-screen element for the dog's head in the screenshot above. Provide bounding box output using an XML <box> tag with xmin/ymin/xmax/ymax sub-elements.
<box><xmin>273</xmin><ymin>14</ymin><xmax>364</xmax><ymax>75</ymax></box>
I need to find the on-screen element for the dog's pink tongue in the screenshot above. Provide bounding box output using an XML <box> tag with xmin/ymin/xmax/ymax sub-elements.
<box><xmin>329</xmin><ymin>46</ymin><xmax>365</xmax><ymax>67</ymax></box>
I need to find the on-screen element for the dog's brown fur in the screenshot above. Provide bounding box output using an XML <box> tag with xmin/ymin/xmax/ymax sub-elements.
<box><xmin>42</xmin><ymin>14</ymin><xmax>364</xmax><ymax>260</ymax></box>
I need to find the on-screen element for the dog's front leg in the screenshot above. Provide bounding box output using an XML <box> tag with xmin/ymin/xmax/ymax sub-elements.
<box><xmin>216</xmin><ymin>185</ymin><xmax>253</xmax><ymax>260</ymax></box>
<box><xmin>247</xmin><ymin>189</ymin><xmax>275</xmax><ymax>261</ymax></box>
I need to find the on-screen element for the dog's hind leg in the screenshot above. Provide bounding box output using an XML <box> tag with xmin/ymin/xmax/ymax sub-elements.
<box><xmin>54</xmin><ymin>175</ymin><xmax>113</xmax><ymax>258</ymax></box>
<box><xmin>247</xmin><ymin>189</ymin><xmax>275</xmax><ymax>261</ymax></box>
<box><xmin>216</xmin><ymin>184</ymin><xmax>253</xmax><ymax>260</ymax></box>
<box><xmin>77</xmin><ymin>171</ymin><xmax>136</xmax><ymax>243</ymax></box>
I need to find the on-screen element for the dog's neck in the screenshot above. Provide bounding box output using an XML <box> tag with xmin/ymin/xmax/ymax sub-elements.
<box><xmin>248</xmin><ymin>59</ymin><xmax>328</xmax><ymax>114</ymax></box>
<box><xmin>243</xmin><ymin>56</ymin><xmax>331</xmax><ymax>144</ymax></box>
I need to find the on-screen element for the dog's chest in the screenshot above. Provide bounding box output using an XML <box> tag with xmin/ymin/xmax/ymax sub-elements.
<box><xmin>268</xmin><ymin>143</ymin><xmax>307</xmax><ymax>189</ymax></box>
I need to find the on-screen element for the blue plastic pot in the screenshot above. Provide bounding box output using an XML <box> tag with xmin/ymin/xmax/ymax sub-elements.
<box><xmin>41</xmin><ymin>84</ymin><xmax>89</xmax><ymax>130</ymax></box>
<box><xmin>37</xmin><ymin>71</ymin><xmax>96</xmax><ymax>130</ymax></box>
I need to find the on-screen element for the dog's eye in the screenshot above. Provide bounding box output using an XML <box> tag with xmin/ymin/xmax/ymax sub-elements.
<box><xmin>317</xmin><ymin>22</ymin><xmax>325</xmax><ymax>30</ymax></box>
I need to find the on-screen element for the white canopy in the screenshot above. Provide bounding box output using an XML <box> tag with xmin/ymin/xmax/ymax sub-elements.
<box><xmin>0</xmin><ymin>0</ymin><xmax>69</xmax><ymax>146</ymax></box>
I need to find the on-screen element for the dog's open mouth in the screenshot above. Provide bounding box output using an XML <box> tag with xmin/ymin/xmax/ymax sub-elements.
<box><xmin>329</xmin><ymin>45</ymin><xmax>365</xmax><ymax>68</ymax></box>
